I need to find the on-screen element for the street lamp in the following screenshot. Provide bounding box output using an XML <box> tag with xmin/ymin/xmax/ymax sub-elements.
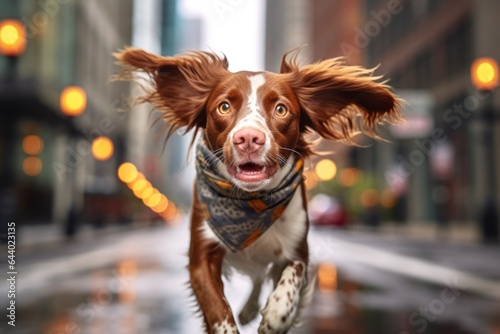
<box><xmin>471</xmin><ymin>58</ymin><xmax>499</xmax><ymax>90</ymax></box>
<box><xmin>471</xmin><ymin>57</ymin><xmax>499</xmax><ymax>242</ymax></box>
<box><xmin>0</xmin><ymin>19</ymin><xmax>27</xmax><ymax>242</ymax></box>
<box><xmin>0</xmin><ymin>19</ymin><xmax>26</xmax><ymax>57</ymax></box>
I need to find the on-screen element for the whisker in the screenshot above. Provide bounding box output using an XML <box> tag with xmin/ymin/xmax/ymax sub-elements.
<box><xmin>276</xmin><ymin>155</ymin><xmax>290</xmax><ymax>167</ymax></box>
<box><xmin>204</xmin><ymin>148</ymin><xmax>225</xmax><ymax>169</ymax></box>
<box><xmin>279</xmin><ymin>147</ymin><xmax>305</xmax><ymax>161</ymax></box>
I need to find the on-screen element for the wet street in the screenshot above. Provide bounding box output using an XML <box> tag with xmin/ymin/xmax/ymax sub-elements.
<box><xmin>2</xmin><ymin>218</ymin><xmax>500</xmax><ymax>334</ymax></box>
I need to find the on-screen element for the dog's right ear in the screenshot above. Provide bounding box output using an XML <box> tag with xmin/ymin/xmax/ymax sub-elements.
<box><xmin>114</xmin><ymin>48</ymin><xmax>229</xmax><ymax>138</ymax></box>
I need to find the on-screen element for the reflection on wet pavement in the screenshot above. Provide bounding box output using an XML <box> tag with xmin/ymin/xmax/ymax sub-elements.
<box><xmin>309</xmin><ymin>259</ymin><xmax>500</xmax><ymax>334</ymax></box>
<box><xmin>2</xmin><ymin>222</ymin><xmax>500</xmax><ymax>334</ymax></box>
<box><xmin>16</xmin><ymin>258</ymin><xmax>189</xmax><ymax>334</ymax></box>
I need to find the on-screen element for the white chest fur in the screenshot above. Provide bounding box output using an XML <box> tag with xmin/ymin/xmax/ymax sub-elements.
<box><xmin>200</xmin><ymin>184</ymin><xmax>307</xmax><ymax>279</ymax></box>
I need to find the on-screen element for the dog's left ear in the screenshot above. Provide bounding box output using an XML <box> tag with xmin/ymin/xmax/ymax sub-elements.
<box><xmin>281</xmin><ymin>53</ymin><xmax>403</xmax><ymax>143</ymax></box>
<box><xmin>114</xmin><ymin>48</ymin><xmax>229</xmax><ymax>138</ymax></box>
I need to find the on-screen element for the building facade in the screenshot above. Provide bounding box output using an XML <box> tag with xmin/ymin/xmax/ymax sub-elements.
<box><xmin>0</xmin><ymin>0</ymin><xmax>133</xmax><ymax>230</ymax></box>
<box><xmin>363</xmin><ymin>0</ymin><xmax>499</xmax><ymax>230</ymax></box>
<box><xmin>268</xmin><ymin>0</ymin><xmax>500</xmax><ymax>233</ymax></box>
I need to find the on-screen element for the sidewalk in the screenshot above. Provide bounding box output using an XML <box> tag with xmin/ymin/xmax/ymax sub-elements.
<box><xmin>348</xmin><ymin>220</ymin><xmax>482</xmax><ymax>243</ymax></box>
<box><xmin>16</xmin><ymin>220</ymin><xmax>171</xmax><ymax>252</ymax></box>
<box><xmin>15</xmin><ymin>218</ymin><xmax>484</xmax><ymax>252</ymax></box>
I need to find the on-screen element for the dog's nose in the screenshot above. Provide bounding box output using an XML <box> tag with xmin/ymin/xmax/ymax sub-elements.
<box><xmin>233</xmin><ymin>127</ymin><xmax>265</xmax><ymax>153</ymax></box>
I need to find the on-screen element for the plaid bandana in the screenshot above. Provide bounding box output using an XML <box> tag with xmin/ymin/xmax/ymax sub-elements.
<box><xmin>195</xmin><ymin>138</ymin><xmax>304</xmax><ymax>252</ymax></box>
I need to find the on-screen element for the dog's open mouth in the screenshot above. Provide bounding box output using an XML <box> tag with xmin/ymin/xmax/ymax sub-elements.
<box><xmin>228</xmin><ymin>162</ymin><xmax>279</xmax><ymax>183</ymax></box>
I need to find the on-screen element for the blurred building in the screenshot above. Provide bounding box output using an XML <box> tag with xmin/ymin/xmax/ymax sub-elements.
<box><xmin>267</xmin><ymin>0</ymin><xmax>500</xmax><ymax>234</ymax></box>
<box><xmin>0</xmin><ymin>0</ymin><xmax>133</xmax><ymax>229</ymax></box>
<box><xmin>361</xmin><ymin>0</ymin><xmax>500</xmax><ymax>231</ymax></box>
<box><xmin>265</xmin><ymin>0</ymin><xmax>312</xmax><ymax>72</ymax></box>
<box><xmin>127</xmin><ymin>0</ymin><xmax>195</xmax><ymax>208</ymax></box>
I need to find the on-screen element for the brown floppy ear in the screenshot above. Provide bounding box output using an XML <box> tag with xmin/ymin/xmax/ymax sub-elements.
<box><xmin>114</xmin><ymin>48</ymin><xmax>229</xmax><ymax>139</ymax></box>
<box><xmin>281</xmin><ymin>51</ymin><xmax>403</xmax><ymax>144</ymax></box>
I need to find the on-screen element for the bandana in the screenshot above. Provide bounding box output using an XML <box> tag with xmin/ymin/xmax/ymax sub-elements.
<box><xmin>195</xmin><ymin>138</ymin><xmax>304</xmax><ymax>252</ymax></box>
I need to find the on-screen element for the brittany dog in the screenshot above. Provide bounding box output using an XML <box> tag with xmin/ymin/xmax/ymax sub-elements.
<box><xmin>115</xmin><ymin>48</ymin><xmax>402</xmax><ymax>334</ymax></box>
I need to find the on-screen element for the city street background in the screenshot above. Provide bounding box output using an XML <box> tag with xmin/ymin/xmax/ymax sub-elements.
<box><xmin>1</xmin><ymin>0</ymin><xmax>500</xmax><ymax>333</ymax></box>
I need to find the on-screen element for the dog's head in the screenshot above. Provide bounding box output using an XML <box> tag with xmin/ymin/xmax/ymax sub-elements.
<box><xmin>115</xmin><ymin>49</ymin><xmax>402</xmax><ymax>192</ymax></box>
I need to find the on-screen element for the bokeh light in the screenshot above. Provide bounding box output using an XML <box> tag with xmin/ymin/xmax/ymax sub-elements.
<box><xmin>303</xmin><ymin>170</ymin><xmax>318</xmax><ymax>190</ymax></box>
<box><xmin>152</xmin><ymin>195</ymin><xmax>169</xmax><ymax>213</ymax></box>
<box><xmin>140</xmin><ymin>186</ymin><xmax>154</xmax><ymax>200</ymax></box>
<box><xmin>317</xmin><ymin>262</ymin><xmax>337</xmax><ymax>292</ymax></box>
<box><xmin>162</xmin><ymin>202</ymin><xmax>177</xmax><ymax>221</ymax></box>
<box><xmin>0</xmin><ymin>20</ymin><xmax>27</xmax><ymax>56</ymax></box>
<box><xmin>338</xmin><ymin>168</ymin><xmax>360</xmax><ymax>187</ymax></box>
<box><xmin>23</xmin><ymin>156</ymin><xmax>42</xmax><ymax>176</ymax></box>
<box><xmin>132</xmin><ymin>181</ymin><xmax>151</xmax><ymax>198</ymax></box>
<box><xmin>145</xmin><ymin>192</ymin><xmax>162</xmax><ymax>208</ymax></box>
<box><xmin>118</xmin><ymin>163</ymin><xmax>138</xmax><ymax>183</ymax></box>
<box><xmin>91</xmin><ymin>136</ymin><xmax>114</xmax><ymax>161</ymax></box>
<box><xmin>60</xmin><ymin>86</ymin><xmax>87</xmax><ymax>116</ymax></box>
<box><xmin>22</xmin><ymin>135</ymin><xmax>44</xmax><ymax>155</ymax></box>
<box><xmin>131</xmin><ymin>178</ymin><xmax>148</xmax><ymax>192</ymax></box>
<box><xmin>361</xmin><ymin>188</ymin><xmax>379</xmax><ymax>208</ymax></box>
<box><xmin>471</xmin><ymin>57</ymin><xmax>498</xmax><ymax>90</ymax></box>
<box><xmin>380</xmin><ymin>189</ymin><xmax>397</xmax><ymax>208</ymax></box>
<box><xmin>315</xmin><ymin>159</ymin><xmax>337</xmax><ymax>181</ymax></box>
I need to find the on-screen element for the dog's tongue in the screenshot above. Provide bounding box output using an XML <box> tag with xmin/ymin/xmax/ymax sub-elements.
<box><xmin>233</xmin><ymin>162</ymin><xmax>268</xmax><ymax>183</ymax></box>
<box><xmin>228</xmin><ymin>162</ymin><xmax>279</xmax><ymax>184</ymax></box>
<box><xmin>239</xmin><ymin>162</ymin><xmax>263</xmax><ymax>173</ymax></box>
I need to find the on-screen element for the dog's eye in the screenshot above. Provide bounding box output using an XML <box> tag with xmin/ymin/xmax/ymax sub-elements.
<box><xmin>275</xmin><ymin>104</ymin><xmax>288</xmax><ymax>117</ymax></box>
<box><xmin>218</xmin><ymin>102</ymin><xmax>231</xmax><ymax>114</ymax></box>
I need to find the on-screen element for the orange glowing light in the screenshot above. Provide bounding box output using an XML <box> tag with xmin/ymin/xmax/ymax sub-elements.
<box><xmin>23</xmin><ymin>157</ymin><xmax>42</xmax><ymax>176</ymax></box>
<box><xmin>117</xmin><ymin>260</ymin><xmax>137</xmax><ymax>304</ymax></box>
<box><xmin>140</xmin><ymin>186</ymin><xmax>154</xmax><ymax>200</ymax></box>
<box><xmin>162</xmin><ymin>202</ymin><xmax>177</xmax><ymax>221</ymax></box>
<box><xmin>361</xmin><ymin>188</ymin><xmax>379</xmax><ymax>208</ymax></box>
<box><xmin>145</xmin><ymin>192</ymin><xmax>162</xmax><ymax>208</ymax></box>
<box><xmin>0</xmin><ymin>20</ymin><xmax>26</xmax><ymax>56</ymax></box>
<box><xmin>22</xmin><ymin>135</ymin><xmax>43</xmax><ymax>155</ymax></box>
<box><xmin>339</xmin><ymin>168</ymin><xmax>359</xmax><ymax>187</ymax></box>
<box><xmin>152</xmin><ymin>196</ymin><xmax>169</xmax><ymax>213</ymax></box>
<box><xmin>380</xmin><ymin>189</ymin><xmax>397</xmax><ymax>208</ymax></box>
<box><xmin>131</xmin><ymin>178</ymin><xmax>148</xmax><ymax>192</ymax></box>
<box><xmin>471</xmin><ymin>58</ymin><xmax>499</xmax><ymax>90</ymax></box>
<box><xmin>303</xmin><ymin>170</ymin><xmax>318</xmax><ymax>190</ymax></box>
<box><xmin>315</xmin><ymin>159</ymin><xmax>337</xmax><ymax>181</ymax></box>
<box><xmin>127</xmin><ymin>172</ymin><xmax>144</xmax><ymax>188</ymax></box>
<box><xmin>118</xmin><ymin>163</ymin><xmax>138</xmax><ymax>183</ymax></box>
<box><xmin>133</xmin><ymin>181</ymin><xmax>151</xmax><ymax>198</ymax></box>
<box><xmin>60</xmin><ymin>86</ymin><xmax>87</xmax><ymax>116</ymax></box>
<box><xmin>117</xmin><ymin>260</ymin><xmax>138</xmax><ymax>276</ymax></box>
<box><xmin>144</xmin><ymin>188</ymin><xmax>159</xmax><ymax>201</ymax></box>
<box><xmin>317</xmin><ymin>262</ymin><xmax>337</xmax><ymax>292</ymax></box>
<box><xmin>91</xmin><ymin>137</ymin><xmax>113</xmax><ymax>161</ymax></box>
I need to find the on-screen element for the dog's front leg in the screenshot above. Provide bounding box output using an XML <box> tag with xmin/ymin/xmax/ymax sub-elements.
<box><xmin>189</xmin><ymin>192</ymin><xmax>239</xmax><ymax>334</ymax></box>
<box><xmin>258</xmin><ymin>260</ymin><xmax>308</xmax><ymax>334</ymax></box>
<box><xmin>189</xmin><ymin>245</ymin><xmax>238</xmax><ymax>334</ymax></box>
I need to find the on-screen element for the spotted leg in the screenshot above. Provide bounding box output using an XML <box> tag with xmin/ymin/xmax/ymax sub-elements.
<box><xmin>258</xmin><ymin>261</ymin><xmax>307</xmax><ymax>334</ymax></box>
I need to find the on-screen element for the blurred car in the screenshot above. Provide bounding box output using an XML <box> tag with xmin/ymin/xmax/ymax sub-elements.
<box><xmin>309</xmin><ymin>194</ymin><xmax>348</xmax><ymax>227</ymax></box>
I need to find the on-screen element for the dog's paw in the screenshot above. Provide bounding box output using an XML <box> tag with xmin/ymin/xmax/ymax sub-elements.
<box><xmin>213</xmin><ymin>319</ymin><xmax>239</xmax><ymax>334</ymax></box>
<box><xmin>258</xmin><ymin>261</ymin><xmax>305</xmax><ymax>334</ymax></box>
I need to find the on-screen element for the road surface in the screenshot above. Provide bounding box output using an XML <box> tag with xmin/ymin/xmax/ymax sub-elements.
<box><xmin>1</xmin><ymin>218</ymin><xmax>499</xmax><ymax>333</ymax></box>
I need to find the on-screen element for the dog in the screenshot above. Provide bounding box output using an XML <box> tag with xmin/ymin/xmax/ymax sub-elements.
<box><xmin>115</xmin><ymin>48</ymin><xmax>402</xmax><ymax>334</ymax></box>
